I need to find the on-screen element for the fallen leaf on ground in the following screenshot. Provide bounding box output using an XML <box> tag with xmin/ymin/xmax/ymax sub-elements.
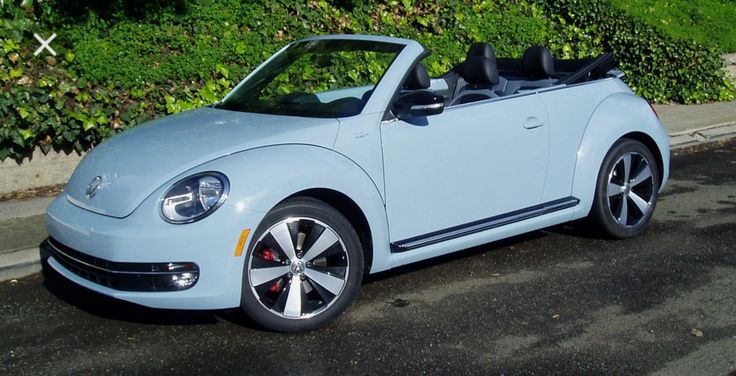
<box><xmin>387</xmin><ymin>298</ymin><xmax>410</xmax><ymax>308</ymax></box>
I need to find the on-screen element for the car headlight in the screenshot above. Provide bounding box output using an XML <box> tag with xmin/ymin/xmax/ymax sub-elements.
<box><xmin>160</xmin><ymin>172</ymin><xmax>229</xmax><ymax>224</ymax></box>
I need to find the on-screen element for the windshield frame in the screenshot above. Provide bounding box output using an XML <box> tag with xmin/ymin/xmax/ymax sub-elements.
<box><xmin>218</xmin><ymin>37</ymin><xmax>407</xmax><ymax>118</ymax></box>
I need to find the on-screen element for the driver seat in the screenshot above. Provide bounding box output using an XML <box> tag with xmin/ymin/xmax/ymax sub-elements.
<box><xmin>403</xmin><ymin>63</ymin><xmax>431</xmax><ymax>90</ymax></box>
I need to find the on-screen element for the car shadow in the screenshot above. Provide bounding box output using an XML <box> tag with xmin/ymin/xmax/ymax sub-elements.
<box><xmin>363</xmin><ymin>230</ymin><xmax>547</xmax><ymax>284</ymax></box>
<box><xmin>544</xmin><ymin>218</ymin><xmax>609</xmax><ymax>240</ymax></box>
<box><xmin>39</xmin><ymin>261</ymin><xmax>289</xmax><ymax>331</ymax></box>
<box><xmin>363</xmin><ymin>218</ymin><xmax>615</xmax><ymax>285</ymax></box>
<box><xmin>40</xmin><ymin>264</ymin><xmax>220</xmax><ymax>325</ymax></box>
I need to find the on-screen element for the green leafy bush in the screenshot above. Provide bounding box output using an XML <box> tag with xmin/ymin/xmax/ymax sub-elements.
<box><xmin>610</xmin><ymin>0</ymin><xmax>736</xmax><ymax>53</ymax></box>
<box><xmin>1</xmin><ymin>0</ymin><xmax>735</xmax><ymax>161</ymax></box>
<box><xmin>532</xmin><ymin>0</ymin><xmax>735</xmax><ymax>104</ymax></box>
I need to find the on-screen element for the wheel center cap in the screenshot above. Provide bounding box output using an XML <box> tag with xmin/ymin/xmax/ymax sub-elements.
<box><xmin>290</xmin><ymin>259</ymin><xmax>306</xmax><ymax>275</ymax></box>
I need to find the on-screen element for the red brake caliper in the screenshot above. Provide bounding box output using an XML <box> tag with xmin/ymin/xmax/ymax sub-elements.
<box><xmin>259</xmin><ymin>248</ymin><xmax>282</xmax><ymax>293</ymax></box>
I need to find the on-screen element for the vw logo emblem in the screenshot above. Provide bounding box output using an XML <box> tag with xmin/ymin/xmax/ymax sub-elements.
<box><xmin>86</xmin><ymin>176</ymin><xmax>102</xmax><ymax>199</ymax></box>
<box><xmin>289</xmin><ymin>260</ymin><xmax>306</xmax><ymax>275</ymax></box>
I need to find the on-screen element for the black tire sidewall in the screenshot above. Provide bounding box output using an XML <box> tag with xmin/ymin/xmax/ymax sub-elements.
<box><xmin>591</xmin><ymin>138</ymin><xmax>660</xmax><ymax>239</ymax></box>
<box><xmin>240</xmin><ymin>197</ymin><xmax>364</xmax><ymax>332</ymax></box>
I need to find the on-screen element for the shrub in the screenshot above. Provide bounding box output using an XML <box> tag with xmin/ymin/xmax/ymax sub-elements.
<box><xmin>532</xmin><ymin>0</ymin><xmax>736</xmax><ymax>103</ymax></box>
<box><xmin>1</xmin><ymin>0</ymin><xmax>735</xmax><ymax>161</ymax></box>
<box><xmin>610</xmin><ymin>0</ymin><xmax>736</xmax><ymax>53</ymax></box>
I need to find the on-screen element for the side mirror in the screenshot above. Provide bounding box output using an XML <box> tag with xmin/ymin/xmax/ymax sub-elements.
<box><xmin>392</xmin><ymin>92</ymin><xmax>444</xmax><ymax>120</ymax></box>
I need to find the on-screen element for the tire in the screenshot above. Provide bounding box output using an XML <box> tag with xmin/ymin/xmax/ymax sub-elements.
<box><xmin>589</xmin><ymin>138</ymin><xmax>660</xmax><ymax>239</ymax></box>
<box><xmin>240</xmin><ymin>197</ymin><xmax>364</xmax><ymax>332</ymax></box>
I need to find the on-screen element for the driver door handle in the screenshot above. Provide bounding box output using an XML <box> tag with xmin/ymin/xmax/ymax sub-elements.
<box><xmin>524</xmin><ymin>117</ymin><xmax>545</xmax><ymax>129</ymax></box>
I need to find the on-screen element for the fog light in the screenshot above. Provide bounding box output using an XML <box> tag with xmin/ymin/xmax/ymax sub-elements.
<box><xmin>171</xmin><ymin>272</ymin><xmax>198</xmax><ymax>288</ymax></box>
<box><xmin>150</xmin><ymin>262</ymin><xmax>200</xmax><ymax>290</ymax></box>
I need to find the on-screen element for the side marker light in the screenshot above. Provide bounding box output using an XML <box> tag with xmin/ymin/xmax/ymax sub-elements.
<box><xmin>234</xmin><ymin>228</ymin><xmax>251</xmax><ymax>257</ymax></box>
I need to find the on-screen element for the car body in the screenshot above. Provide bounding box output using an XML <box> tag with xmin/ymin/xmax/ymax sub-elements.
<box><xmin>44</xmin><ymin>34</ymin><xmax>669</xmax><ymax>331</ymax></box>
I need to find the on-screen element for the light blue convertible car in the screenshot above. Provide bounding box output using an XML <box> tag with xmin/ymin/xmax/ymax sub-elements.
<box><xmin>44</xmin><ymin>34</ymin><xmax>669</xmax><ymax>331</ymax></box>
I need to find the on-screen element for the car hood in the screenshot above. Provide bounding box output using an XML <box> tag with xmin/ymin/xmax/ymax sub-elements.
<box><xmin>64</xmin><ymin>107</ymin><xmax>339</xmax><ymax>218</ymax></box>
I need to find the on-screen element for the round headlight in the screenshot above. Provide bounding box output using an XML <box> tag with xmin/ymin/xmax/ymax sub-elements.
<box><xmin>160</xmin><ymin>172</ymin><xmax>229</xmax><ymax>224</ymax></box>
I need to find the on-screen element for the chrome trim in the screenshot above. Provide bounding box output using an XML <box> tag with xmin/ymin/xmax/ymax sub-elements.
<box><xmin>410</xmin><ymin>103</ymin><xmax>443</xmax><ymax>111</ymax></box>
<box><xmin>85</xmin><ymin>176</ymin><xmax>102</xmax><ymax>199</ymax></box>
<box><xmin>47</xmin><ymin>240</ymin><xmax>188</xmax><ymax>276</ymax></box>
<box><xmin>391</xmin><ymin>197</ymin><xmax>579</xmax><ymax>252</ymax></box>
<box><xmin>608</xmin><ymin>69</ymin><xmax>625</xmax><ymax>79</ymax></box>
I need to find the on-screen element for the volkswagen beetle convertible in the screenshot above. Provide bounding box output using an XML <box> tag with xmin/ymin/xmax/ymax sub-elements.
<box><xmin>44</xmin><ymin>35</ymin><xmax>669</xmax><ymax>331</ymax></box>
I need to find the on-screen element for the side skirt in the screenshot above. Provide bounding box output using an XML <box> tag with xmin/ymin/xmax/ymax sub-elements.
<box><xmin>390</xmin><ymin>197</ymin><xmax>579</xmax><ymax>252</ymax></box>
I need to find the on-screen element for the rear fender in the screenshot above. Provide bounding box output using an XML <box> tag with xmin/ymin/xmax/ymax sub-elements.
<box><xmin>571</xmin><ymin>92</ymin><xmax>670</xmax><ymax>219</ymax></box>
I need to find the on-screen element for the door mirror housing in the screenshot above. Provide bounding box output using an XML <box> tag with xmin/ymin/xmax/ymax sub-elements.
<box><xmin>392</xmin><ymin>92</ymin><xmax>444</xmax><ymax>120</ymax></box>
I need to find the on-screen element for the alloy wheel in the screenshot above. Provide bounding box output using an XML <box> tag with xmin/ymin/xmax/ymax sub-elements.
<box><xmin>247</xmin><ymin>217</ymin><xmax>349</xmax><ymax>319</ymax></box>
<box><xmin>606</xmin><ymin>152</ymin><xmax>655</xmax><ymax>227</ymax></box>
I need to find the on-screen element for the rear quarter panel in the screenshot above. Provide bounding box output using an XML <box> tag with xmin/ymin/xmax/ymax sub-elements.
<box><xmin>538</xmin><ymin>79</ymin><xmax>669</xmax><ymax>219</ymax></box>
<box><xmin>537</xmin><ymin>79</ymin><xmax>632</xmax><ymax>204</ymax></box>
<box><xmin>570</xmin><ymin>87</ymin><xmax>670</xmax><ymax>219</ymax></box>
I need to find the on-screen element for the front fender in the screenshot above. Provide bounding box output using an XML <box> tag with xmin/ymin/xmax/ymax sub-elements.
<box><xmin>199</xmin><ymin>144</ymin><xmax>392</xmax><ymax>273</ymax></box>
<box><xmin>571</xmin><ymin>92</ymin><xmax>670</xmax><ymax>219</ymax></box>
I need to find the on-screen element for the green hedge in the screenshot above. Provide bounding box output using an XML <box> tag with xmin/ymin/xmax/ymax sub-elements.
<box><xmin>532</xmin><ymin>0</ymin><xmax>735</xmax><ymax>103</ymax></box>
<box><xmin>610</xmin><ymin>0</ymin><xmax>736</xmax><ymax>53</ymax></box>
<box><xmin>1</xmin><ymin>0</ymin><xmax>735</xmax><ymax>162</ymax></box>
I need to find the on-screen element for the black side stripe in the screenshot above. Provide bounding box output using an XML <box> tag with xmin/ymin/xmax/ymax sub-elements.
<box><xmin>390</xmin><ymin>196</ymin><xmax>579</xmax><ymax>252</ymax></box>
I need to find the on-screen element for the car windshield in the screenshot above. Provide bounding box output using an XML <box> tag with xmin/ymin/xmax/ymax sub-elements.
<box><xmin>219</xmin><ymin>39</ymin><xmax>404</xmax><ymax>118</ymax></box>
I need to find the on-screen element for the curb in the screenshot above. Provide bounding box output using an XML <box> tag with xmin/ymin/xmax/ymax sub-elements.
<box><xmin>669</xmin><ymin>122</ymin><xmax>736</xmax><ymax>149</ymax></box>
<box><xmin>0</xmin><ymin>197</ymin><xmax>54</xmax><ymax>221</ymax></box>
<box><xmin>0</xmin><ymin>247</ymin><xmax>42</xmax><ymax>282</ymax></box>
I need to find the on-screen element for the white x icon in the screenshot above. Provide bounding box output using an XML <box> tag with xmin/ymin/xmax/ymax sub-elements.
<box><xmin>33</xmin><ymin>33</ymin><xmax>57</xmax><ymax>56</ymax></box>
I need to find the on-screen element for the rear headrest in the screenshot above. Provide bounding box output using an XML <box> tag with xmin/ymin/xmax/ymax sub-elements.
<box><xmin>522</xmin><ymin>46</ymin><xmax>555</xmax><ymax>78</ymax></box>
<box><xmin>466</xmin><ymin>42</ymin><xmax>496</xmax><ymax>64</ymax></box>
<box><xmin>462</xmin><ymin>56</ymin><xmax>499</xmax><ymax>86</ymax></box>
<box><xmin>403</xmin><ymin>63</ymin><xmax>430</xmax><ymax>90</ymax></box>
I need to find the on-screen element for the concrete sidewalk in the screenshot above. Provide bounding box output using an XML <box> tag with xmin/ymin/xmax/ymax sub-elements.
<box><xmin>1</xmin><ymin>101</ymin><xmax>735</xmax><ymax>281</ymax></box>
<box><xmin>655</xmin><ymin>101</ymin><xmax>736</xmax><ymax>147</ymax></box>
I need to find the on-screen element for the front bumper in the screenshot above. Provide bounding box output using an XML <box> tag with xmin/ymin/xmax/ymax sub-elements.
<box><xmin>45</xmin><ymin>238</ymin><xmax>199</xmax><ymax>292</ymax></box>
<box><xmin>45</xmin><ymin>193</ymin><xmax>264</xmax><ymax>310</ymax></box>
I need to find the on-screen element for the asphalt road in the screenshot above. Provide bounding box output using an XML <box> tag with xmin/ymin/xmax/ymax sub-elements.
<box><xmin>1</xmin><ymin>140</ymin><xmax>735</xmax><ymax>375</ymax></box>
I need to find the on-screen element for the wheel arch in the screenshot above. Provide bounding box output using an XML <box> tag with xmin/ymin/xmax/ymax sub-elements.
<box><xmin>285</xmin><ymin>188</ymin><xmax>374</xmax><ymax>276</ymax></box>
<box><xmin>213</xmin><ymin>144</ymin><xmax>393</xmax><ymax>274</ymax></box>
<box><xmin>620</xmin><ymin>131</ymin><xmax>665</xmax><ymax>188</ymax></box>
<box><xmin>571</xmin><ymin>92</ymin><xmax>670</xmax><ymax>219</ymax></box>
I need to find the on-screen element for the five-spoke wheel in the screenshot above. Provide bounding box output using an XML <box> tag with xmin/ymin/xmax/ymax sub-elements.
<box><xmin>591</xmin><ymin>138</ymin><xmax>660</xmax><ymax>238</ymax></box>
<box><xmin>240</xmin><ymin>197</ymin><xmax>363</xmax><ymax>332</ymax></box>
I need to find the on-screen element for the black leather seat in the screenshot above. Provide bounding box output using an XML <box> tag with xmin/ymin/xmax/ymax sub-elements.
<box><xmin>466</xmin><ymin>42</ymin><xmax>496</xmax><ymax>64</ymax></box>
<box><xmin>451</xmin><ymin>56</ymin><xmax>500</xmax><ymax>106</ymax></box>
<box><xmin>444</xmin><ymin>42</ymin><xmax>497</xmax><ymax>98</ymax></box>
<box><xmin>501</xmin><ymin>46</ymin><xmax>558</xmax><ymax>95</ymax></box>
<box><xmin>522</xmin><ymin>46</ymin><xmax>555</xmax><ymax>79</ymax></box>
<box><xmin>403</xmin><ymin>63</ymin><xmax>430</xmax><ymax>90</ymax></box>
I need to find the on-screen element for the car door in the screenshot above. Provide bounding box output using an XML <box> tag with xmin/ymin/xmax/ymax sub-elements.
<box><xmin>381</xmin><ymin>94</ymin><xmax>550</xmax><ymax>247</ymax></box>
